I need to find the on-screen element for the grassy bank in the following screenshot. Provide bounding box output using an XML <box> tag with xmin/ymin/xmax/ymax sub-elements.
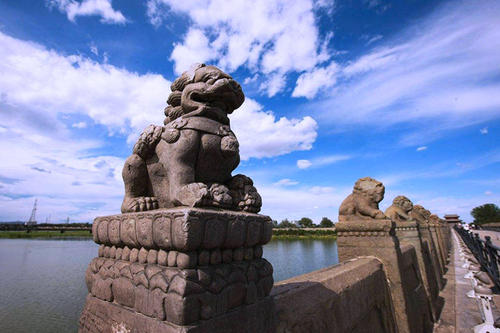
<box><xmin>271</xmin><ymin>228</ymin><xmax>336</xmax><ymax>240</ymax></box>
<box><xmin>0</xmin><ymin>230</ymin><xmax>93</xmax><ymax>239</ymax></box>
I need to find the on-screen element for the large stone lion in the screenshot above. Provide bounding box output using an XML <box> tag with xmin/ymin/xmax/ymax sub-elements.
<box><xmin>385</xmin><ymin>195</ymin><xmax>413</xmax><ymax>222</ymax></box>
<box><xmin>338</xmin><ymin>177</ymin><xmax>387</xmax><ymax>222</ymax></box>
<box><xmin>121</xmin><ymin>64</ymin><xmax>262</xmax><ymax>213</ymax></box>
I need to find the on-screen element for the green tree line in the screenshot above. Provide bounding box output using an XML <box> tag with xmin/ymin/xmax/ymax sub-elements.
<box><xmin>272</xmin><ymin>217</ymin><xmax>335</xmax><ymax>228</ymax></box>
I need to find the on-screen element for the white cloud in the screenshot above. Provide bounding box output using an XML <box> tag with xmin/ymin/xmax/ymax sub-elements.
<box><xmin>365</xmin><ymin>34</ymin><xmax>383</xmax><ymax>46</ymax></box>
<box><xmin>169</xmin><ymin>28</ymin><xmax>217</xmax><ymax>75</ymax></box>
<box><xmin>292</xmin><ymin>62</ymin><xmax>339</xmax><ymax>99</ymax></box>
<box><xmin>72</xmin><ymin>121</ymin><xmax>87</xmax><ymax>128</ymax></box>
<box><xmin>485</xmin><ymin>191</ymin><xmax>493</xmax><ymax>196</ymax></box>
<box><xmin>296</xmin><ymin>154</ymin><xmax>351</xmax><ymax>169</ymax></box>
<box><xmin>90</xmin><ymin>43</ymin><xmax>98</xmax><ymax>56</ymax></box>
<box><xmin>480</xmin><ymin>127</ymin><xmax>488</xmax><ymax>134</ymax></box>
<box><xmin>148</xmin><ymin>0</ymin><xmax>333</xmax><ymax>96</ymax></box>
<box><xmin>47</xmin><ymin>0</ymin><xmax>127</xmax><ymax>24</ymax></box>
<box><xmin>273</xmin><ymin>179</ymin><xmax>299</xmax><ymax>186</ymax></box>
<box><xmin>312</xmin><ymin>0</ymin><xmax>500</xmax><ymax>141</ymax></box>
<box><xmin>297</xmin><ymin>159</ymin><xmax>312</xmax><ymax>169</ymax></box>
<box><xmin>0</xmin><ymin>31</ymin><xmax>170</xmax><ymax>142</ymax></box>
<box><xmin>230</xmin><ymin>98</ymin><xmax>318</xmax><ymax>160</ymax></box>
<box><xmin>416</xmin><ymin>146</ymin><xmax>427</xmax><ymax>151</ymax></box>
<box><xmin>0</xmin><ymin>123</ymin><xmax>124</xmax><ymax>222</ymax></box>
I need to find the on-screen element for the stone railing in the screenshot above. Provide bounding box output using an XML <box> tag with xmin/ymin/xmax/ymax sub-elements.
<box><xmin>80</xmin><ymin>209</ymin><xmax>451</xmax><ymax>333</ymax></box>
<box><xmin>455</xmin><ymin>226</ymin><xmax>500</xmax><ymax>288</ymax></box>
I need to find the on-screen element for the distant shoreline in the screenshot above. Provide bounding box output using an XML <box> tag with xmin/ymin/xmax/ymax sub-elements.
<box><xmin>0</xmin><ymin>230</ymin><xmax>93</xmax><ymax>239</ymax></box>
<box><xmin>0</xmin><ymin>228</ymin><xmax>337</xmax><ymax>240</ymax></box>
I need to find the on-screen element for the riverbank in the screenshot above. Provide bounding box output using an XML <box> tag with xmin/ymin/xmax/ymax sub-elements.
<box><xmin>271</xmin><ymin>228</ymin><xmax>336</xmax><ymax>240</ymax></box>
<box><xmin>0</xmin><ymin>230</ymin><xmax>92</xmax><ymax>239</ymax></box>
<box><xmin>0</xmin><ymin>228</ymin><xmax>337</xmax><ymax>240</ymax></box>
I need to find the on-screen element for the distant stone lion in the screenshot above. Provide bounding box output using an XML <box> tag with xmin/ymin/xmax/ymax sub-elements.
<box><xmin>385</xmin><ymin>195</ymin><xmax>413</xmax><ymax>222</ymax></box>
<box><xmin>338</xmin><ymin>177</ymin><xmax>387</xmax><ymax>222</ymax></box>
<box><xmin>411</xmin><ymin>205</ymin><xmax>431</xmax><ymax>224</ymax></box>
<box><xmin>121</xmin><ymin>64</ymin><xmax>261</xmax><ymax>214</ymax></box>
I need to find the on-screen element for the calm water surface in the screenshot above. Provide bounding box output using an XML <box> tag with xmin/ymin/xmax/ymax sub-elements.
<box><xmin>0</xmin><ymin>238</ymin><xmax>337</xmax><ymax>332</ymax></box>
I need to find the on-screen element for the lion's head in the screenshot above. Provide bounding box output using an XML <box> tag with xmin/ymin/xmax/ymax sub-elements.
<box><xmin>164</xmin><ymin>64</ymin><xmax>244</xmax><ymax>125</ymax></box>
<box><xmin>393</xmin><ymin>195</ymin><xmax>413</xmax><ymax>214</ymax></box>
<box><xmin>353</xmin><ymin>177</ymin><xmax>385</xmax><ymax>204</ymax></box>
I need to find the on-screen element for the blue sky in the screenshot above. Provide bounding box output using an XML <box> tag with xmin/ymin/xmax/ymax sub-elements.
<box><xmin>0</xmin><ymin>0</ymin><xmax>498</xmax><ymax>223</ymax></box>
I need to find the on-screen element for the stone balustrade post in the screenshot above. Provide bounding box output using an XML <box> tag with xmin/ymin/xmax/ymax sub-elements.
<box><xmin>429</xmin><ymin>221</ymin><xmax>446</xmax><ymax>274</ymax></box>
<box><xmin>337</xmin><ymin>219</ymin><xmax>433</xmax><ymax>333</ymax></box>
<box><xmin>414</xmin><ymin>218</ymin><xmax>444</xmax><ymax>291</ymax></box>
<box><xmin>394</xmin><ymin>221</ymin><xmax>439</xmax><ymax>321</ymax></box>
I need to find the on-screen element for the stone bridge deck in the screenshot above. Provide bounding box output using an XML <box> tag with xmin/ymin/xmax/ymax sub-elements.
<box><xmin>434</xmin><ymin>229</ymin><xmax>500</xmax><ymax>332</ymax></box>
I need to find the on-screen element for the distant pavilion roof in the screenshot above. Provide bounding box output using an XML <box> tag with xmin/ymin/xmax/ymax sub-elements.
<box><xmin>444</xmin><ymin>214</ymin><xmax>461</xmax><ymax>223</ymax></box>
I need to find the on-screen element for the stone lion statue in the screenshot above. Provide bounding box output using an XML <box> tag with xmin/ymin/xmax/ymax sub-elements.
<box><xmin>338</xmin><ymin>177</ymin><xmax>387</xmax><ymax>222</ymax></box>
<box><xmin>411</xmin><ymin>205</ymin><xmax>431</xmax><ymax>224</ymax></box>
<box><xmin>385</xmin><ymin>195</ymin><xmax>413</xmax><ymax>222</ymax></box>
<box><xmin>121</xmin><ymin>64</ymin><xmax>262</xmax><ymax>213</ymax></box>
<box><xmin>429</xmin><ymin>214</ymin><xmax>441</xmax><ymax>224</ymax></box>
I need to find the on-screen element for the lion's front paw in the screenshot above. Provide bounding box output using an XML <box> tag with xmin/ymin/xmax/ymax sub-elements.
<box><xmin>208</xmin><ymin>183</ymin><xmax>233</xmax><ymax>208</ymax></box>
<box><xmin>121</xmin><ymin>196</ymin><xmax>159</xmax><ymax>213</ymax></box>
<box><xmin>374</xmin><ymin>211</ymin><xmax>387</xmax><ymax>219</ymax></box>
<box><xmin>176</xmin><ymin>183</ymin><xmax>209</xmax><ymax>207</ymax></box>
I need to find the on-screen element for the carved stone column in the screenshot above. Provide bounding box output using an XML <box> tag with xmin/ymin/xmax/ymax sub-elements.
<box><xmin>337</xmin><ymin>219</ymin><xmax>432</xmax><ymax>333</ymax></box>
<box><xmin>79</xmin><ymin>208</ymin><xmax>274</xmax><ymax>333</ymax></box>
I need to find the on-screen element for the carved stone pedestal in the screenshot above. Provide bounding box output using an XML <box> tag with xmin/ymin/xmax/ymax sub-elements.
<box><xmin>79</xmin><ymin>208</ymin><xmax>274</xmax><ymax>333</ymax></box>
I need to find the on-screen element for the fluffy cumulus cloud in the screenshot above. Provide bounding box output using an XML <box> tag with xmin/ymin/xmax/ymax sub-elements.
<box><xmin>147</xmin><ymin>0</ymin><xmax>333</xmax><ymax>96</ymax></box>
<box><xmin>292</xmin><ymin>62</ymin><xmax>339</xmax><ymax>99</ymax></box>
<box><xmin>47</xmin><ymin>0</ymin><xmax>127</xmax><ymax>24</ymax></box>
<box><xmin>0</xmin><ymin>31</ymin><xmax>170</xmax><ymax>141</ymax></box>
<box><xmin>310</xmin><ymin>0</ymin><xmax>500</xmax><ymax>138</ymax></box>
<box><xmin>230</xmin><ymin>98</ymin><xmax>318</xmax><ymax>160</ymax></box>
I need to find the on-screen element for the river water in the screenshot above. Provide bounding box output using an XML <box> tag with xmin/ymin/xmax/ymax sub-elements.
<box><xmin>0</xmin><ymin>238</ymin><xmax>338</xmax><ymax>332</ymax></box>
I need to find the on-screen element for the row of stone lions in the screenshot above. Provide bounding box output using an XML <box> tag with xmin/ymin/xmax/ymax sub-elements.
<box><xmin>339</xmin><ymin>176</ymin><xmax>443</xmax><ymax>224</ymax></box>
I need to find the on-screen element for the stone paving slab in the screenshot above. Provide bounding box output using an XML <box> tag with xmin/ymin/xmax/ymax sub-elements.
<box><xmin>434</xmin><ymin>229</ymin><xmax>490</xmax><ymax>332</ymax></box>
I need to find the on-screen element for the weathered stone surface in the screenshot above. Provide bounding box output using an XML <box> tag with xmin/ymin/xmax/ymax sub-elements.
<box><xmin>272</xmin><ymin>257</ymin><xmax>396</xmax><ymax>333</ymax></box>
<box><xmin>336</xmin><ymin>216</ymin><xmax>434</xmax><ymax>333</ymax></box>
<box><xmin>112</xmin><ymin>277</ymin><xmax>135</xmax><ymax>307</ymax></box>
<box><xmin>93</xmin><ymin>208</ymin><xmax>272</xmax><ymax>252</ymax></box>
<box><xmin>338</xmin><ymin>177</ymin><xmax>387</xmax><ymax>222</ymax></box>
<box><xmin>138</xmin><ymin>247</ymin><xmax>148</xmax><ymax>264</ymax></box>
<box><xmin>108</xmin><ymin>218</ymin><xmax>121</xmax><ymax>245</ymax></box>
<box><xmin>80</xmin><ymin>294</ymin><xmax>275</xmax><ymax>333</ymax></box>
<box><xmin>153</xmin><ymin>215</ymin><xmax>173</xmax><ymax>249</ymax></box>
<box><xmin>83</xmin><ymin>256</ymin><xmax>273</xmax><ymax>326</ymax></box>
<box><xmin>158</xmin><ymin>249</ymin><xmax>168</xmax><ymax>266</ymax></box>
<box><xmin>177</xmin><ymin>252</ymin><xmax>197</xmax><ymax>268</ymax></box>
<box><xmin>168</xmin><ymin>251</ymin><xmax>178</xmax><ymax>267</ymax></box>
